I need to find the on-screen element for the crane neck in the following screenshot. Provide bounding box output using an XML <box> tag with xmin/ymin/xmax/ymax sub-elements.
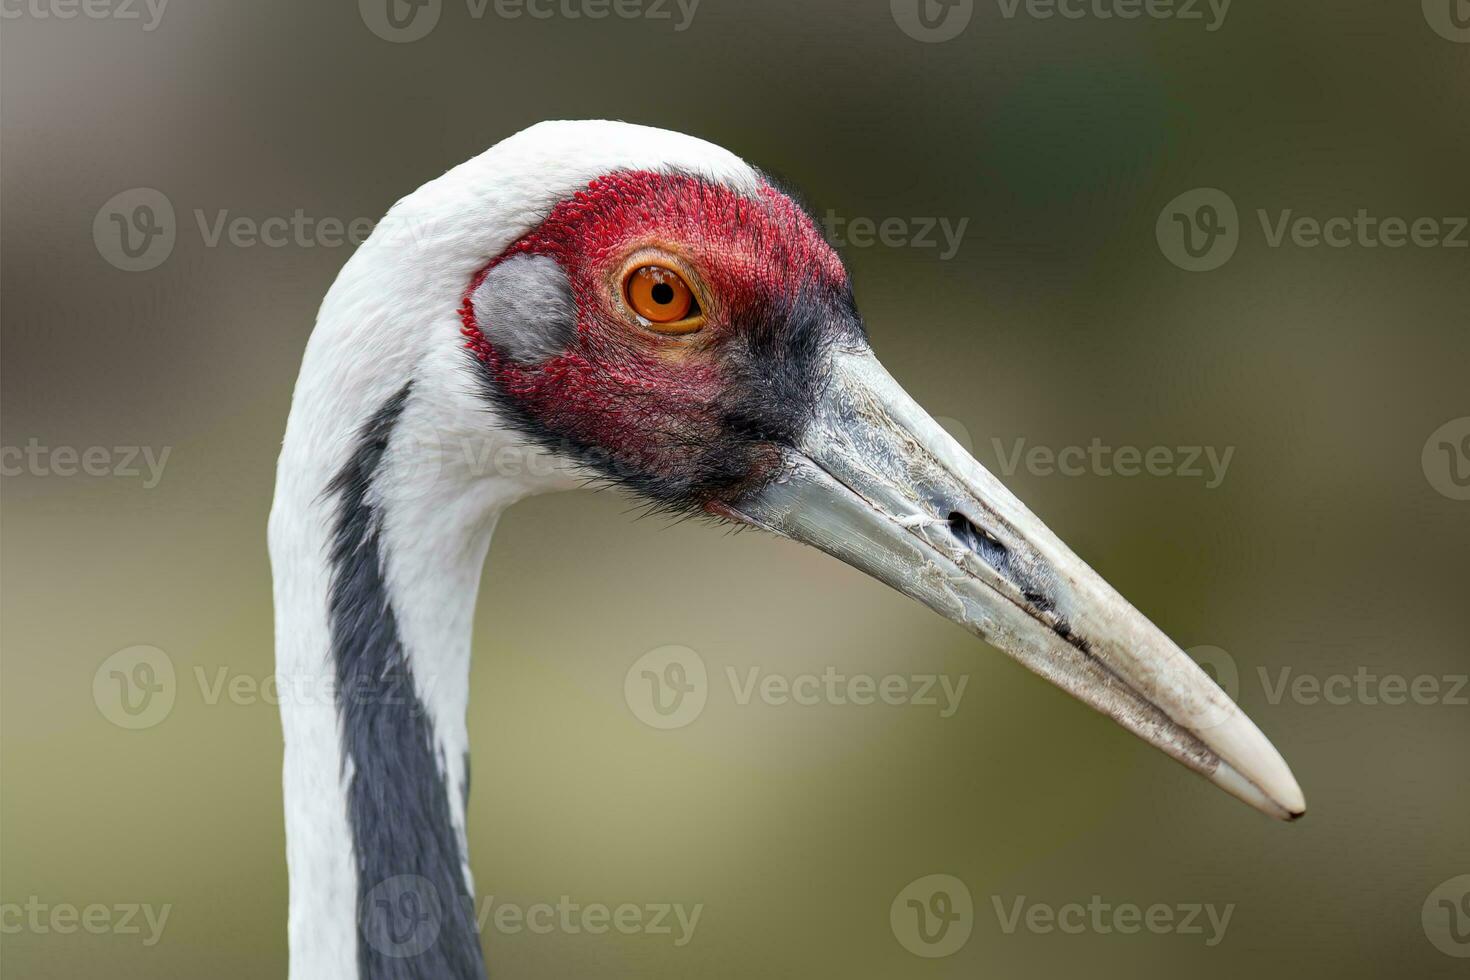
<box><xmin>270</xmin><ymin>370</ymin><xmax>559</xmax><ymax>980</ymax></box>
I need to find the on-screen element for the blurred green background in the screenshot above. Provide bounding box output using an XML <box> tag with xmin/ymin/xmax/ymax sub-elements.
<box><xmin>3</xmin><ymin>1</ymin><xmax>1467</xmax><ymax>977</ymax></box>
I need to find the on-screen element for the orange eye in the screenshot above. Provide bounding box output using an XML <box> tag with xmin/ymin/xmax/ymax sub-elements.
<box><xmin>624</xmin><ymin>264</ymin><xmax>704</xmax><ymax>334</ymax></box>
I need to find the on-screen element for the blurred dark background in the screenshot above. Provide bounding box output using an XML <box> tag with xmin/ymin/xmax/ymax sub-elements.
<box><xmin>3</xmin><ymin>1</ymin><xmax>1467</xmax><ymax>976</ymax></box>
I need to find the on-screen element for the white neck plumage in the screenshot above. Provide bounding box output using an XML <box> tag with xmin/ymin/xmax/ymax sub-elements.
<box><xmin>270</xmin><ymin>386</ymin><xmax>521</xmax><ymax>980</ymax></box>
<box><xmin>268</xmin><ymin>121</ymin><xmax>760</xmax><ymax>980</ymax></box>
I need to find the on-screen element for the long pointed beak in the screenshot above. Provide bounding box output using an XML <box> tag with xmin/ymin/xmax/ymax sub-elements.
<box><xmin>719</xmin><ymin>345</ymin><xmax>1305</xmax><ymax>820</ymax></box>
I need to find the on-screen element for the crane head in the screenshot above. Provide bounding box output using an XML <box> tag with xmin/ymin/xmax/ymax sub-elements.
<box><xmin>462</xmin><ymin>168</ymin><xmax>858</xmax><ymax>508</ymax></box>
<box><xmin>439</xmin><ymin>122</ymin><xmax>1303</xmax><ymax>820</ymax></box>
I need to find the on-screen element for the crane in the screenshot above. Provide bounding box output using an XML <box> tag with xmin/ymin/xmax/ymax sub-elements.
<box><xmin>269</xmin><ymin>119</ymin><xmax>1304</xmax><ymax>980</ymax></box>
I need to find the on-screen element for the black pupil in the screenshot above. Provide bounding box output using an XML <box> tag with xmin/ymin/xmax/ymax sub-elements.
<box><xmin>650</xmin><ymin>282</ymin><xmax>675</xmax><ymax>305</ymax></box>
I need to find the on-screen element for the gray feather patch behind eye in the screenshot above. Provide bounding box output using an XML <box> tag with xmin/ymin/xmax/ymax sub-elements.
<box><xmin>472</xmin><ymin>253</ymin><xmax>577</xmax><ymax>364</ymax></box>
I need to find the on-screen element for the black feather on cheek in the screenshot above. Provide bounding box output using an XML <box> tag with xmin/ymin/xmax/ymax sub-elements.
<box><xmin>695</xmin><ymin>280</ymin><xmax>867</xmax><ymax>503</ymax></box>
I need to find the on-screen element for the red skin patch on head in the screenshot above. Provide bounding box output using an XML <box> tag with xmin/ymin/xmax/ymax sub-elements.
<box><xmin>459</xmin><ymin>170</ymin><xmax>848</xmax><ymax>482</ymax></box>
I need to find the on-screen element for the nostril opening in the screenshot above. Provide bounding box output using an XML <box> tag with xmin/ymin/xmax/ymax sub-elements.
<box><xmin>946</xmin><ymin>511</ymin><xmax>1057</xmax><ymax>616</ymax></box>
<box><xmin>947</xmin><ymin>511</ymin><xmax>1011</xmax><ymax>576</ymax></box>
<box><xmin>946</xmin><ymin>511</ymin><xmax>977</xmax><ymax>544</ymax></box>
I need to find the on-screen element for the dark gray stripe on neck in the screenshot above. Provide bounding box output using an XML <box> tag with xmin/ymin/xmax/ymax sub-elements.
<box><xmin>326</xmin><ymin>383</ymin><xmax>486</xmax><ymax>980</ymax></box>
